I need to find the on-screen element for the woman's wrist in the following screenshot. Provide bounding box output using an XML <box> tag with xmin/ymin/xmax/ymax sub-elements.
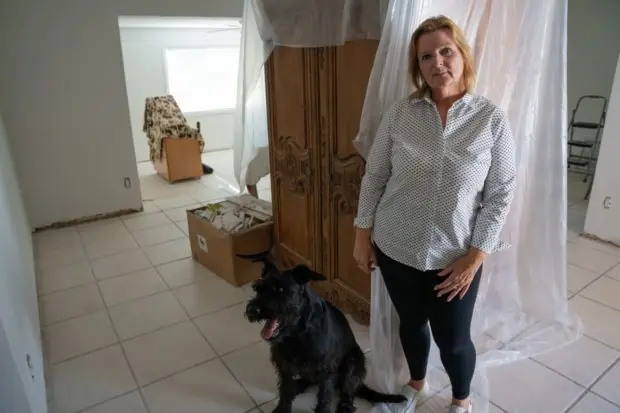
<box><xmin>466</xmin><ymin>246</ymin><xmax>487</xmax><ymax>263</ymax></box>
<box><xmin>355</xmin><ymin>227</ymin><xmax>372</xmax><ymax>239</ymax></box>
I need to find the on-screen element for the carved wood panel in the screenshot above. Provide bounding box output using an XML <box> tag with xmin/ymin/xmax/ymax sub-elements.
<box><xmin>264</xmin><ymin>41</ymin><xmax>379</xmax><ymax>326</ymax></box>
<box><xmin>265</xmin><ymin>47</ymin><xmax>323</xmax><ymax>272</ymax></box>
<box><xmin>319</xmin><ymin>40</ymin><xmax>379</xmax><ymax>326</ymax></box>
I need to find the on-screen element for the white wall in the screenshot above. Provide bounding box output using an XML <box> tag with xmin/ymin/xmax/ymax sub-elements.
<box><xmin>584</xmin><ymin>54</ymin><xmax>620</xmax><ymax>242</ymax></box>
<box><xmin>0</xmin><ymin>111</ymin><xmax>47</xmax><ymax>413</ymax></box>
<box><xmin>0</xmin><ymin>319</ymin><xmax>33</xmax><ymax>413</ymax></box>
<box><xmin>569</xmin><ymin>0</ymin><xmax>620</xmax><ymax>242</ymax></box>
<box><xmin>119</xmin><ymin>26</ymin><xmax>240</xmax><ymax>162</ymax></box>
<box><xmin>0</xmin><ymin>0</ymin><xmax>243</xmax><ymax>229</ymax></box>
<box><xmin>567</xmin><ymin>0</ymin><xmax>620</xmax><ymax>123</ymax></box>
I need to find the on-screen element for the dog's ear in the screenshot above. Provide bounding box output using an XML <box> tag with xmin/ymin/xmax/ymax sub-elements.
<box><xmin>290</xmin><ymin>264</ymin><xmax>326</xmax><ymax>284</ymax></box>
<box><xmin>237</xmin><ymin>251</ymin><xmax>278</xmax><ymax>278</ymax></box>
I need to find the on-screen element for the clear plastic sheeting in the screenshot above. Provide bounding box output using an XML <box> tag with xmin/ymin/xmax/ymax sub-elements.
<box><xmin>233</xmin><ymin>0</ymin><xmax>273</xmax><ymax>189</ymax></box>
<box><xmin>362</xmin><ymin>1</ymin><xmax>582</xmax><ymax>412</ymax></box>
<box><xmin>233</xmin><ymin>0</ymin><xmax>581</xmax><ymax>411</ymax></box>
<box><xmin>233</xmin><ymin>0</ymin><xmax>389</xmax><ymax>189</ymax></box>
<box><xmin>252</xmin><ymin>0</ymin><xmax>386</xmax><ymax>47</ymax></box>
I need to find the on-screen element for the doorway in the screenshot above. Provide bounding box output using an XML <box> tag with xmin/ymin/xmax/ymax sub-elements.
<box><xmin>117</xmin><ymin>16</ymin><xmax>272</xmax><ymax>230</ymax></box>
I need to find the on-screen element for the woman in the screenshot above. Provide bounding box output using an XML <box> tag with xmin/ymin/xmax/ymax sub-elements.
<box><xmin>353</xmin><ymin>15</ymin><xmax>516</xmax><ymax>413</ymax></box>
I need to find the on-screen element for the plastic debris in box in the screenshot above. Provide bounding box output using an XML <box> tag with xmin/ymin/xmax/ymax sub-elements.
<box><xmin>195</xmin><ymin>196</ymin><xmax>272</xmax><ymax>233</ymax></box>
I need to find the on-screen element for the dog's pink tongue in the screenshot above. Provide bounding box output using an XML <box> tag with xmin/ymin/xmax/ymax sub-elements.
<box><xmin>261</xmin><ymin>320</ymin><xmax>279</xmax><ymax>340</ymax></box>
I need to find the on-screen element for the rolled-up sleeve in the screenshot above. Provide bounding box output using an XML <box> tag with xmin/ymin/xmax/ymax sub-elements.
<box><xmin>354</xmin><ymin>109</ymin><xmax>394</xmax><ymax>229</ymax></box>
<box><xmin>470</xmin><ymin>109</ymin><xmax>517</xmax><ymax>253</ymax></box>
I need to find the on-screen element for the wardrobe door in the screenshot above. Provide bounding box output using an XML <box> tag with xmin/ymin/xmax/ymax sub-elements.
<box><xmin>265</xmin><ymin>47</ymin><xmax>324</xmax><ymax>271</ymax></box>
<box><xmin>319</xmin><ymin>39</ymin><xmax>379</xmax><ymax>325</ymax></box>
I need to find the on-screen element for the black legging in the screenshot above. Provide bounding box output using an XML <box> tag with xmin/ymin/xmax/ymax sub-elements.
<box><xmin>374</xmin><ymin>245</ymin><xmax>482</xmax><ymax>400</ymax></box>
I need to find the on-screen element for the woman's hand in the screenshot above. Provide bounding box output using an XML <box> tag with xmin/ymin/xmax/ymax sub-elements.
<box><xmin>353</xmin><ymin>228</ymin><xmax>377</xmax><ymax>274</ymax></box>
<box><xmin>434</xmin><ymin>247</ymin><xmax>487</xmax><ymax>302</ymax></box>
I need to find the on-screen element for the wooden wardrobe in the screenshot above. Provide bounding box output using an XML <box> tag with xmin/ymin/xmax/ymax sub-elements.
<box><xmin>265</xmin><ymin>39</ymin><xmax>379</xmax><ymax>326</ymax></box>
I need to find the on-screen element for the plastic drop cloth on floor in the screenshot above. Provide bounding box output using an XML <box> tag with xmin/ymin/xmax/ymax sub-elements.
<box><xmin>358</xmin><ymin>1</ymin><xmax>582</xmax><ymax>413</ymax></box>
<box><xmin>233</xmin><ymin>1</ymin><xmax>582</xmax><ymax>412</ymax></box>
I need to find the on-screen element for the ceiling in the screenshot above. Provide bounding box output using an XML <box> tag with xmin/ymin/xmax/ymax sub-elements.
<box><xmin>118</xmin><ymin>16</ymin><xmax>242</xmax><ymax>30</ymax></box>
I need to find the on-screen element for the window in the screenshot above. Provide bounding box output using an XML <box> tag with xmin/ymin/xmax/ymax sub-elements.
<box><xmin>164</xmin><ymin>47</ymin><xmax>240</xmax><ymax>113</ymax></box>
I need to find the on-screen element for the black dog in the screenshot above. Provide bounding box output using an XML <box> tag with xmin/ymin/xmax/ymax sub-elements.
<box><xmin>239</xmin><ymin>252</ymin><xmax>406</xmax><ymax>413</ymax></box>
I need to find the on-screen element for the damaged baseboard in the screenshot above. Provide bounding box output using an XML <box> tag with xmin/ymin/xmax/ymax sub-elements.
<box><xmin>32</xmin><ymin>207</ymin><xmax>143</xmax><ymax>233</ymax></box>
<box><xmin>579</xmin><ymin>231</ymin><xmax>620</xmax><ymax>249</ymax></box>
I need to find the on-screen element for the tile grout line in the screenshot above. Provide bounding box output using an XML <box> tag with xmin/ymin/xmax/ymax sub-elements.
<box><xmin>78</xmin><ymin>224</ymin><xmax>154</xmax><ymax>413</ymax></box>
<box><xmin>525</xmin><ymin>327</ymin><xmax>620</xmax><ymax>410</ymax></box>
<box><xmin>528</xmin><ymin>357</ymin><xmax>588</xmax><ymax>393</ymax></box>
<box><xmin>574</xmin><ymin>289</ymin><xmax>620</xmax><ymax>314</ymax></box>
<box><xmin>570</xmin><ymin>234</ymin><xmax>620</xmax><ymax>255</ymax></box>
<box><xmin>36</xmin><ymin>187</ymin><xmax>237</xmax><ymax>284</ymax></box>
<box><xmin>174</xmin><ymin>281</ymin><xmax>263</xmax><ymax>410</ymax></box>
<box><xmin>39</xmin><ymin>273</ymin><xmax>158</xmax><ymax>407</ymax></box>
<box><xmin>42</xmin><ymin>239</ymin><xmax>518</xmax><ymax>412</ymax></box>
<box><xmin>581</xmin><ymin>357</ymin><xmax>620</xmax><ymax>409</ymax></box>
<box><xmin>416</xmin><ymin>383</ymin><xmax>450</xmax><ymax>409</ymax></box>
<box><xmin>573</xmin><ymin>293</ymin><xmax>620</xmax><ymax>315</ymax></box>
<box><xmin>45</xmin><ymin>318</ymin><xmax>184</xmax><ymax>366</ymax></box>
<box><xmin>37</xmin><ymin>260</ymin><xmax>156</xmax><ymax>301</ymax></box>
<box><xmin>74</xmin><ymin>389</ymin><xmax>143</xmax><ymax>413</ymax></box>
<box><xmin>563</xmin><ymin>391</ymin><xmax>588</xmax><ymax>413</ymax></box>
<box><xmin>118</xmin><ymin>214</ymin><xmax>262</xmax><ymax>409</ymax></box>
<box><xmin>68</xmin><ymin>337</ymin><xmax>264</xmax><ymax>410</ymax></box>
<box><xmin>36</xmin><ymin>225</ymin><xmax>191</xmax><ymax>285</ymax></box>
<box><xmin>84</xmin><ymin>212</ymin><xmax>191</xmax><ymax>275</ymax></box>
<box><xmin>43</xmin><ymin>276</ymin><xmax>253</xmax><ymax>366</ymax></box>
<box><xmin>124</xmin><ymin>219</ymin><xmax>191</xmax><ymax>269</ymax></box>
<box><xmin>570</xmin><ymin>272</ymin><xmax>608</xmax><ymax>301</ymax></box>
<box><xmin>570</xmin><ymin>259</ymin><xmax>620</xmax><ymax>296</ymax></box>
<box><xmin>42</xmin><ymin>294</ymin><xmax>603</xmax><ymax>410</ymax></box>
<box><xmin>579</xmin><ymin>330</ymin><xmax>620</xmax><ymax>354</ymax></box>
<box><xmin>516</xmin><ymin>313</ymin><xmax>620</xmax><ymax>393</ymax></box>
<box><xmin>50</xmin><ymin>326</ymin><xmax>216</xmax><ymax>387</ymax></box>
<box><xmin>490</xmin><ymin>400</ymin><xmax>508</xmax><ymax>413</ymax></box>
<box><xmin>41</xmin><ymin>288</ymin><xmax>167</xmax><ymax>330</ymax></box>
<box><xmin>490</xmin><ymin>319</ymin><xmax>595</xmax><ymax>411</ymax></box>
<box><xmin>568</xmin><ymin>259</ymin><xmax>620</xmax><ymax>316</ymax></box>
<box><xmin>43</xmin><ymin>183</ymin><xmax>596</xmax><ymax>412</ymax></box>
<box><xmin>568</xmin><ymin>252</ymin><xmax>620</xmax><ymax>276</ymax></box>
<box><xmin>37</xmin><ymin>174</ymin><xmax>242</xmax><ymax>408</ymax></box>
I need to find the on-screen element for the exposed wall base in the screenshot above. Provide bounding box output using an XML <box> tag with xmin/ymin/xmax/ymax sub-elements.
<box><xmin>580</xmin><ymin>231</ymin><xmax>620</xmax><ymax>248</ymax></box>
<box><xmin>32</xmin><ymin>207</ymin><xmax>143</xmax><ymax>233</ymax></box>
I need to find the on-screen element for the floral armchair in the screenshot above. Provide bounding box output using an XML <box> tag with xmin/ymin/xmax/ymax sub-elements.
<box><xmin>142</xmin><ymin>95</ymin><xmax>205</xmax><ymax>162</ymax></box>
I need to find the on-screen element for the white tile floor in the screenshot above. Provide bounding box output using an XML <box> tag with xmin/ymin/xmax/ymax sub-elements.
<box><xmin>37</xmin><ymin>153</ymin><xmax>620</xmax><ymax>413</ymax></box>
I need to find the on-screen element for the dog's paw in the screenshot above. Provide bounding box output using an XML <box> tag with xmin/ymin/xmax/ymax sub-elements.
<box><xmin>336</xmin><ymin>401</ymin><xmax>356</xmax><ymax>413</ymax></box>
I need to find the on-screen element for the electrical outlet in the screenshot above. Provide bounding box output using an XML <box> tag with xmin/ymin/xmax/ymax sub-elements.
<box><xmin>603</xmin><ymin>196</ymin><xmax>612</xmax><ymax>209</ymax></box>
<box><xmin>124</xmin><ymin>177</ymin><xmax>131</xmax><ymax>189</ymax></box>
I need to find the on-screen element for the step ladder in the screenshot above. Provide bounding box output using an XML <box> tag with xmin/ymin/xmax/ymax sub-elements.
<box><xmin>567</xmin><ymin>95</ymin><xmax>608</xmax><ymax>200</ymax></box>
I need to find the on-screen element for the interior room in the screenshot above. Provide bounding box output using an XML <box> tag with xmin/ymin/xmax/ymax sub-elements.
<box><xmin>118</xmin><ymin>15</ymin><xmax>271</xmax><ymax>210</ymax></box>
<box><xmin>0</xmin><ymin>0</ymin><xmax>620</xmax><ymax>413</ymax></box>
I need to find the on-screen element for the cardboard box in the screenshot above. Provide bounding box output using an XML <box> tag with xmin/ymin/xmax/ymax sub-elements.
<box><xmin>187</xmin><ymin>197</ymin><xmax>273</xmax><ymax>287</ymax></box>
<box><xmin>153</xmin><ymin>138</ymin><xmax>203</xmax><ymax>183</ymax></box>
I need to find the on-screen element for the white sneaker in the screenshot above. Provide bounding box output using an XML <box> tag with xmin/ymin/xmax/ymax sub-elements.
<box><xmin>389</xmin><ymin>383</ymin><xmax>429</xmax><ymax>413</ymax></box>
<box><xmin>448</xmin><ymin>401</ymin><xmax>472</xmax><ymax>413</ymax></box>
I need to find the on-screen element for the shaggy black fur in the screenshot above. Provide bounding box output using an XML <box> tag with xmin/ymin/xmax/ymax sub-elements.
<box><xmin>238</xmin><ymin>252</ymin><xmax>406</xmax><ymax>413</ymax></box>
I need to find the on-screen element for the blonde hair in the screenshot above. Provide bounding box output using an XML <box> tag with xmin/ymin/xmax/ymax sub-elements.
<box><xmin>408</xmin><ymin>15</ymin><xmax>476</xmax><ymax>98</ymax></box>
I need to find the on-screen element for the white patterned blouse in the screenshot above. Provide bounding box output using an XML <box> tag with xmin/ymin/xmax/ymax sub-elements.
<box><xmin>354</xmin><ymin>93</ymin><xmax>517</xmax><ymax>271</ymax></box>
